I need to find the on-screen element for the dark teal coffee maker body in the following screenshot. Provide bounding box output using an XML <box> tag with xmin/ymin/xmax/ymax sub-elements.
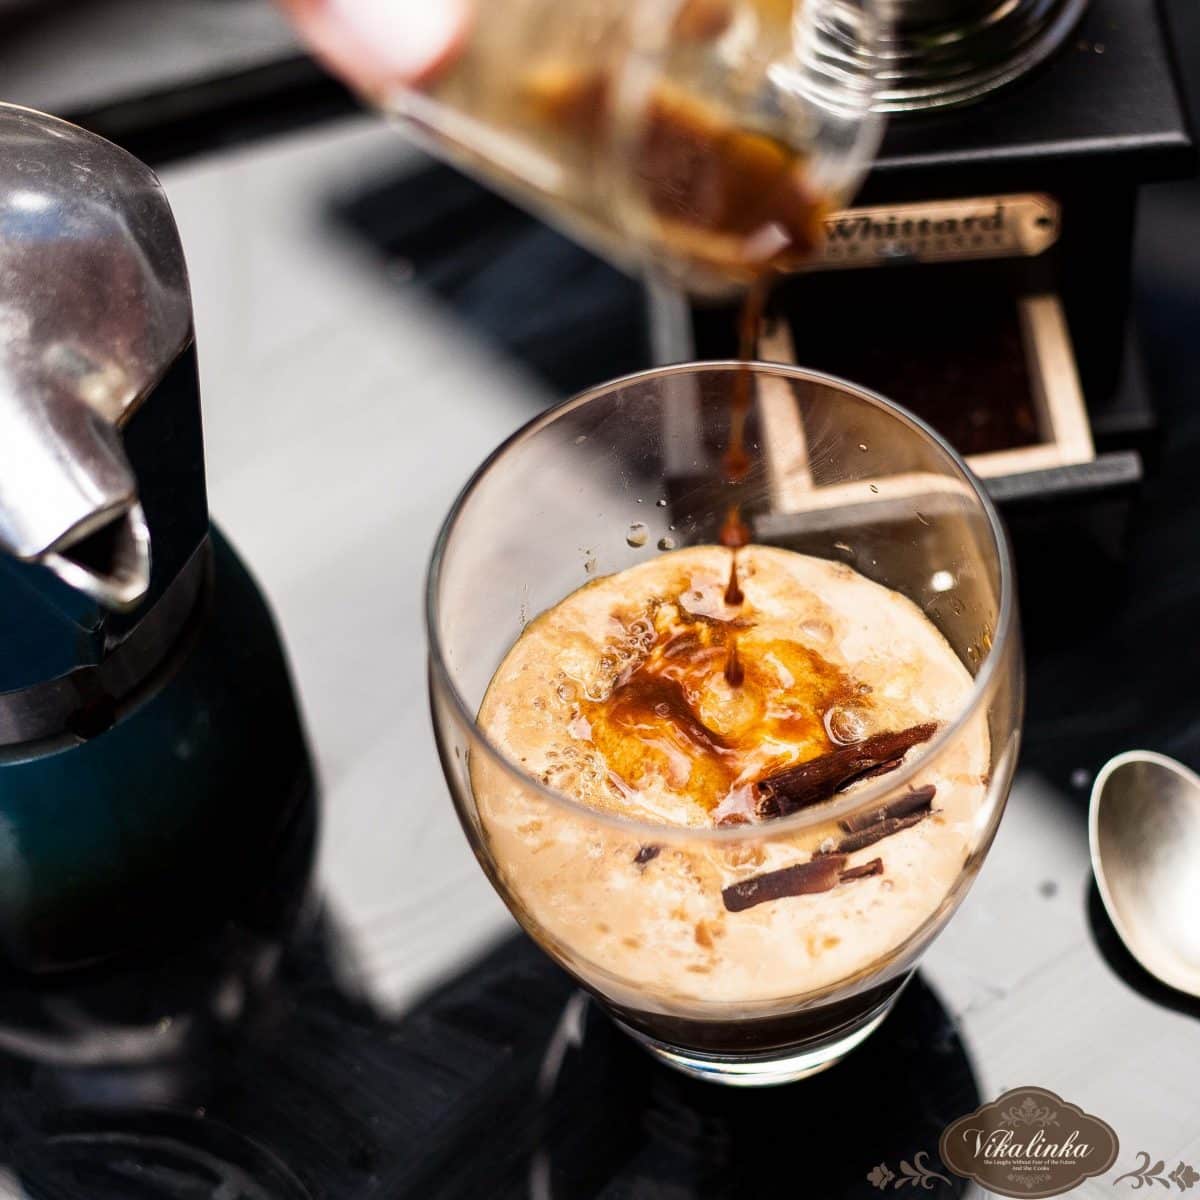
<box><xmin>0</xmin><ymin>106</ymin><xmax>316</xmax><ymax>1040</ymax></box>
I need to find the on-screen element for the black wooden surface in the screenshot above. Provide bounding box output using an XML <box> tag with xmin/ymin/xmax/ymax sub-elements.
<box><xmin>0</xmin><ymin>924</ymin><xmax>981</xmax><ymax>1199</ymax></box>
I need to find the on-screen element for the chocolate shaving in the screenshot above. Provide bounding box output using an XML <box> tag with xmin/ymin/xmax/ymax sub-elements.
<box><xmin>854</xmin><ymin>757</ymin><xmax>904</xmax><ymax>784</ymax></box>
<box><xmin>754</xmin><ymin>723</ymin><xmax>938</xmax><ymax>819</ymax></box>
<box><xmin>722</xmin><ymin>856</ymin><xmax>846</xmax><ymax>912</ymax></box>
<box><xmin>634</xmin><ymin>844</ymin><xmax>661</xmax><ymax>865</ymax></box>
<box><xmin>720</xmin><ymin>854</ymin><xmax>844</xmax><ymax>907</ymax></box>
<box><xmin>721</xmin><ymin>850</ymin><xmax>888</xmax><ymax>912</ymax></box>
<box><xmin>839</xmin><ymin>858</ymin><xmax>883</xmax><ymax>882</ymax></box>
<box><xmin>839</xmin><ymin>784</ymin><xmax>937</xmax><ymax>834</ymax></box>
<box><xmin>836</xmin><ymin>812</ymin><xmax>926</xmax><ymax>854</ymax></box>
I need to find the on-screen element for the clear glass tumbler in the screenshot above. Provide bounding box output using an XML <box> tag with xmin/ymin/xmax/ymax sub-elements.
<box><xmin>427</xmin><ymin>362</ymin><xmax>1022</xmax><ymax>1086</ymax></box>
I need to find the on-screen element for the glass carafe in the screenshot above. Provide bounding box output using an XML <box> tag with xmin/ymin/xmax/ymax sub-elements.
<box><xmin>282</xmin><ymin>0</ymin><xmax>885</xmax><ymax>294</ymax></box>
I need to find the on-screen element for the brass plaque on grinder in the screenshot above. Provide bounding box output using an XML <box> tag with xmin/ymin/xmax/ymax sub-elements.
<box><xmin>808</xmin><ymin>194</ymin><xmax>1061</xmax><ymax>270</ymax></box>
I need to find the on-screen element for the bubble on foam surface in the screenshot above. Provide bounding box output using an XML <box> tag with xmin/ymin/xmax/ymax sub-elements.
<box><xmin>798</xmin><ymin>618</ymin><xmax>833</xmax><ymax>644</ymax></box>
<box><xmin>825</xmin><ymin>705</ymin><xmax>867</xmax><ymax>745</ymax></box>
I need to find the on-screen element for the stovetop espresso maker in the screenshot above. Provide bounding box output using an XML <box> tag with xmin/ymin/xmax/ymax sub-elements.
<box><xmin>0</xmin><ymin>105</ymin><xmax>316</xmax><ymax>999</ymax></box>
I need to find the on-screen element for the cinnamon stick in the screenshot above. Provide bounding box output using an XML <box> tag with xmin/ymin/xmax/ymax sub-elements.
<box><xmin>754</xmin><ymin>723</ymin><xmax>938</xmax><ymax>819</ymax></box>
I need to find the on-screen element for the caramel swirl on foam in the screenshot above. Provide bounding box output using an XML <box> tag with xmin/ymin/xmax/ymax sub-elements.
<box><xmin>580</xmin><ymin>580</ymin><xmax>863</xmax><ymax>820</ymax></box>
